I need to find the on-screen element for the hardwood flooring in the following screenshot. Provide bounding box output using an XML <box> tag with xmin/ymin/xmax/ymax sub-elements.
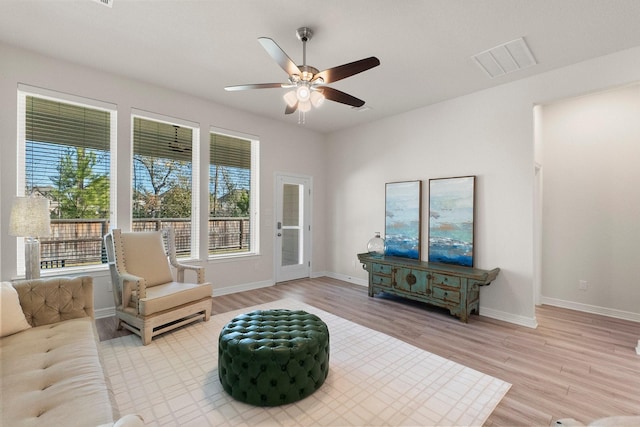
<box><xmin>96</xmin><ymin>277</ymin><xmax>640</xmax><ymax>426</ymax></box>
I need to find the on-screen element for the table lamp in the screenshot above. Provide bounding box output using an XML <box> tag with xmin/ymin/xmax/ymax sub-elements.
<box><xmin>9</xmin><ymin>196</ymin><xmax>51</xmax><ymax>279</ymax></box>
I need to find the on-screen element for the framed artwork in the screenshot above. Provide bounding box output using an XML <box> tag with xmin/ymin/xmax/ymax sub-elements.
<box><xmin>428</xmin><ymin>176</ymin><xmax>476</xmax><ymax>267</ymax></box>
<box><xmin>385</xmin><ymin>180</ymin><xmax>422</xmax><ymax>259</ymax></box>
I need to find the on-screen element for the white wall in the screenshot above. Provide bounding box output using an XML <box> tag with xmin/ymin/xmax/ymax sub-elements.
<box><xmin>325</xmin><ymin>46</ymin><xmax>640</xmax><ymax>326</ymax></box>
<box><xmin>540</xmin><ymin>83</ymin><xmax>640</xmax><ymax>320</ymax></box>
<box><xmin>3</xmin><ymin>41</ymin><xmax>640</xmax><ymax>325</ymax></box>
<box><xmin>0</xmin><ymin>43</ymin><xmax>327</xmax><ymax>313</ymax></box>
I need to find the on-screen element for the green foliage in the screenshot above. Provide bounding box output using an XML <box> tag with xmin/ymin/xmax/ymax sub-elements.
<box><xmin>49</xmin><ymin>147</ymin><xmax>109</xmax><ymax>218</ymax></box>
<box><xmin>132</xmin><ymin>155</ymin><xmax>192</xmax><ymax>219</ymax></box>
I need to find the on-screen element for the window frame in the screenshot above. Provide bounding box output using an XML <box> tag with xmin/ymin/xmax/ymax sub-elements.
<box><xmin>208</xmin><ymin>127</ymin><xmax>260</xmax><ymax>259</ymax></box>
<box><xmin>16</xmin><ymin>84</ymin><xmax>118</xmax><ymax>275</ymax></box>
<box><xmin>130</xmin><ymin>109</ymin><xmax>200</xmax><ymax>260</ymax></box>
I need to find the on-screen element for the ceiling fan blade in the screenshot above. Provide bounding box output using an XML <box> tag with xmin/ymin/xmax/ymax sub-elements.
<box><xmin>320</xmin><ymin>87</ymin><xmax>366</xmax><ymax>108</ymax></box>
<box><xmin>314</xmin><ymin>57</ymin><xmax>380</xmax><ymax>84</ymax></box>
<box><xmin>225</xmin><ymin>83</ymin><xmax>285</xmax><ymax>91</ymax></box>
<box><xmin>258</xmin><ymin>37</ymin><xmax>302</xmax><ymax>77</ymax></box>
<box><xmin>285</xmin><ymin>102</ymin><xmax>298</xmax><ymax>114</ymax></box>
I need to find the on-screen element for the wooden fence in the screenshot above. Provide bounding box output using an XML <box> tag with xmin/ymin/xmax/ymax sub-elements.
<box><xmin>40</xmin><ymin>218</ymin><xmax>249</xmax><ymax>268</ymax></box>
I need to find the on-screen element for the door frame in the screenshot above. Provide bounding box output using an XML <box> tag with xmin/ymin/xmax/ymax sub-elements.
<box><xmin>274</xmin><ymin>172</ymin><xmax>312</xmax><ymax>283</ymax></box>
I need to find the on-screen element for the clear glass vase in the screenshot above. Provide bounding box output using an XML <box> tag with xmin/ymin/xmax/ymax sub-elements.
<box><xmin>367</xmin><ymin>232</ymin><xmax>385</xmax><ymax>258</ymax></box>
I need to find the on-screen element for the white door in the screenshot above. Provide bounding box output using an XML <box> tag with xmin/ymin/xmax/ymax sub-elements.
<box><xmin>275</xmin><ymin>174</ymin><xmax>311</xmax><ymax>283</ymax></box>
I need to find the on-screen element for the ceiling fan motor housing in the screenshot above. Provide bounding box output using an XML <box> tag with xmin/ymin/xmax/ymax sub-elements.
<box><xmin>296</xmin><ymin>27</ymin><xmax>313</xmax><ymax>42</ymax></box>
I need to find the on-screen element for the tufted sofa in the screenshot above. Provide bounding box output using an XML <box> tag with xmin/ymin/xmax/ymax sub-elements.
<box><xmin>0</xmin><ymin>276</ymin><xmax>143</xmax><ymax>427</ymax></box>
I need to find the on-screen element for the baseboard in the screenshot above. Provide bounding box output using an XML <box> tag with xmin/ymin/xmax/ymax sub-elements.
<box><xmin>479</xmin><ymin>307</ymin><xmax>538</xmax><ymax>329</ymax></box>
<box><xmin>540</xmin><ymin>296</ymin><xmax>640</xmax><ymax>322</ymax></box>
<box><xmin>323</xmin><ymin>271</ymin><xmax>368</xmax><ymax>287</ymax></box>
<box><xmin>95</xmin><ymin>306</ymin><xmax>115</xmax><ymax>319</ymax></box>
<box><xmin>213</xmin><ymin>279</ymin><xmax>274</xmax><ymax>297</ymax></box>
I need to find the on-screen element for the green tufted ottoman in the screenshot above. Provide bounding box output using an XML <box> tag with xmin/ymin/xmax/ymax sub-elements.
<box><xmin>218</xmin><ymin>309</ymin><xmax>330</xmax><ymax>406</ymax></box>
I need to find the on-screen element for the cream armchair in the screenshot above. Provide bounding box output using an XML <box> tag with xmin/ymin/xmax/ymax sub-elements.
<box><xmin>104</xmin><ymin>228</ymin><xmax>213</xmax><ymax>345</ymax></box>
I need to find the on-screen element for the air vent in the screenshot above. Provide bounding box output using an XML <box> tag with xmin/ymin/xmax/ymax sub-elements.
<box><xmin>473</xmin><ymin>37</ymin><xmax>537</xmax><ymax>79</ymax></box>
<box><xmin>92</xmin><ymin>0</ymin><xmax>113</xmax><ymax>7</ymax></box>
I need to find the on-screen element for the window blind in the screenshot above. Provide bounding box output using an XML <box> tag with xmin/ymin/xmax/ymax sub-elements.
<box><xmin>132</xmin><ymin>116</ymin><xmax>196</xmax><ymax>258</ymax></box>
<box><xmin>19</xmin><ymin>92</ymin><xmax>113</xmax><ymax>269</ymax></box>
<box><xmin>209</xmin><ymin>132</ymin><xmax>253</xmax><ymax>255</ymax></box>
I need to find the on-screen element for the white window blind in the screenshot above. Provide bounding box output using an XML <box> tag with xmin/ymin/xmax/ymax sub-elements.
<box><xmin>209</xmin><ymin>131</ymin><xmax>257</xmax><ymax>256</ymax></box>
<box><xmin>132</xmin><ymin>114</ymin><xmax>198</xmax><ymax>259</ymax></box>
<box><xmin>17</xmin><ymin>88</ymin><xmax>115</xmax><ymax>270</ymax></box>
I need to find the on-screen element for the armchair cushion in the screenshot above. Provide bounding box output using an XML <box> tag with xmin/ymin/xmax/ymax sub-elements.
<box><xmin>120</xmin><ymin>231</ymin><xmax>173</xmax><ymax>287</ymax></box>
<box><xmin>134</xmin><ymin>281</ymin><xmax>214</xmax><ymax>316</ymax></box>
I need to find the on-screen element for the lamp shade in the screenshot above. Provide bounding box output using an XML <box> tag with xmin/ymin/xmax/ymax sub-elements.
<box><xmin>9</xmin><ymin>197</ymin><xmax>51</xmax><ymax>238</ymax></box>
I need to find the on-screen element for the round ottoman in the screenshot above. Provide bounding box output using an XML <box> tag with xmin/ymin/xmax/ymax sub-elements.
<box><xmin>218</xmin><ymin>309</ymin><xmax>330</xmax><ymax>406</ymax></box>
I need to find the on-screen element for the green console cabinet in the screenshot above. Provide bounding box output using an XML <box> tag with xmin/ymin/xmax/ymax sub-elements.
<box><xmin>357</xmin><ymin>253</ymin><xmax>499</xmax><ymax>322</ymax></box>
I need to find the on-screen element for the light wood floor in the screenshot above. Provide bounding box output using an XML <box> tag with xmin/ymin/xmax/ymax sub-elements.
<box><xmin>96</xmin><ymin>277</ymin><xmax>640</xmax><ymax>426</ymax></box>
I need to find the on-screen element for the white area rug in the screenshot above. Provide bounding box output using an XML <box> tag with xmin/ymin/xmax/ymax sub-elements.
<box><xmin>100</xmin><ymin>299</ymin><xmax>510</xmax><ymax>426</ymax></box>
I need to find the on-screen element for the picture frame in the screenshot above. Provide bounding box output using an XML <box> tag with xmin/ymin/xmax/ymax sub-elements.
<box><xmin>385</xmin><ymin>180</ymin><xmax>422</xmax><ymax>259</ymax></box>
<box><xmin>428</xmin><ymin>176</ymin><xmax>476</xmax><ymax>267</ymax></box>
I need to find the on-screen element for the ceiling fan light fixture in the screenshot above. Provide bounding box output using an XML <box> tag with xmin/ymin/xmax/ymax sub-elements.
<box><xmin>298</xmin><ymin>100</ymin><xmax>312</xmax><ymax>112</ymax></box>
<box><xmin>296</xmin><ymin>85</ymin><xmax>311</xmax><ymax>102</ymax></box>
<box><xmin>310</xmin><ymin>90</ymin><xmax>324</xmax><ymax>108</ymax></box>
<box><xmin>283</xmin><ymin>90</ymin><xmax>298</xmax><ymax>107</ymax></box>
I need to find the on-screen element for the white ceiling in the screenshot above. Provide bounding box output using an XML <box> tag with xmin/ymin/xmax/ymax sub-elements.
<box><xmin>1</xmin><ymin>0</ymin><xmax>639</xmax><ymax>134</ymax></box>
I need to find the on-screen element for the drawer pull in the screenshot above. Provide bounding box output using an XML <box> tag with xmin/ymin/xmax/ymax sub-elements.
<box><xmin>406</xmin><ymin>273</ymin><xmax>417</xmax><ymax>286</ymax></box>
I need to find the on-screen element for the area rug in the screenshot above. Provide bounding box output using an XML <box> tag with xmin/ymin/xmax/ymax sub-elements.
<box><xmin>100</xmin><ymin>299</ymin><xmax>510</xmax><ymax>426</ymax></box>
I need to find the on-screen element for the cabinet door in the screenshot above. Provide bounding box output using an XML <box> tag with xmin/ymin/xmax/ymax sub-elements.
<box><xmin>394</xmin><ymin>267</ymin><xmax>428</xmax><ymax>293</ymax></box>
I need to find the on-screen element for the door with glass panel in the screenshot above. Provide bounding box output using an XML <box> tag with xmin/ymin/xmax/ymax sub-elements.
<box><xmin>275</xmin><ymin>174</ymin><xmax>311</xmax><ymax>283</ymax></box>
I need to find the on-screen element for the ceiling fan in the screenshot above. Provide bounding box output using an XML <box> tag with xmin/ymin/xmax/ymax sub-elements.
<box><xmin>225</xmin><ymin>27</ymin><xmax>380</xmax><ymax>118</ymax></box>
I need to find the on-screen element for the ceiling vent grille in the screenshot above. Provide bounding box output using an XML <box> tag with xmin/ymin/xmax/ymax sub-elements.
<box><xmin>473</xmin><ymin>37</ymin><xmax>537</xmax><ymax>79</ymax></box>
<box><xmin>92</xmin><ymin>0</ymin><xmax>113</xmax><ymax>7</ymax></box>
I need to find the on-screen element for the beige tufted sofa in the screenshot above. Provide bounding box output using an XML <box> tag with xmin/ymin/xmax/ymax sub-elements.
<box><xmin>0</xmin><ymin>276</ymin><xmax>143</xmax><ymax>427</ymax></box>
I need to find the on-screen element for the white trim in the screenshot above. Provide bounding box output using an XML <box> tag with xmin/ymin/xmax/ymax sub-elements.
<box><xmin>213</xmin><ymin>279</ymin><xmax>273</xmax><ymax>297</ymax></box>
<box><xmin>207</xmin><ymin>128</ymin><xmax>260</xmax><ymax>259</ymax></box>
<box><xmin>323</xmin><ymin>271</ymin><xmax>368</xmax><ymax>287</ymax></box>
<box><xmin>95</xmin><ymin>306</ymin><xmax>115</xmax><ymax>319</ymax></box>
<box><xmin>18</xmin><ymin>83</ymin><xmax>117</xmax><ymax>111</ymax></box>
<box><xmin>131</xmin><ymin>108</ymin><xmax>199</xmax><ymax>129</ymax></box>
<box><xmin>209</xmin><ymin>126</ymin><xmax>259</xmax><ymax>142</ymax></box>
<box><xmin>540</xmin><ymin>296</ymin><xmax>640</xmax><ymax>322</ymax></box>
<box><xmin>636</xmin><ymin>340</ymin><xmax>639</xmax><ymax>356</ymax></box>
<box><xmin>479</xmin><ymin>307</ymin><xmax>539</xmax><ymax>328</ymax></box>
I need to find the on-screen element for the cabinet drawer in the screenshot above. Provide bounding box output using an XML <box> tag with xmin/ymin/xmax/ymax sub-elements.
<box><xmin>372</xmin><ymin>274</ymin><xmax>392</xmax><ymax>287</ymax></box>
<box><xmin>372</xmin><ymin>263</ymin><xmax>392</xmax><ymax>275</ymax></box>
<box><xmin>432</xmin><ymin>286</ymin><xmax>460</xmax><ymax>303</ymax></box>
<box><xmin>430</xmin><ymin>273</ymin><xmax>461</xmax><ymax>288</ymax></box>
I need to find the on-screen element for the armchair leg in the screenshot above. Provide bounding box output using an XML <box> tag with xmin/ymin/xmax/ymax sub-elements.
<box><xmin>142</xmin><ymin>325</ymin><xmax>153</xmax><ymax>346</ymax></box>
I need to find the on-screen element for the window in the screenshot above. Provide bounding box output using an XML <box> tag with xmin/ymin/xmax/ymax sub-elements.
<box><xmin>17</xmin><ymin>85</ymin><xmax>116</xmax><ymax>271</ymax></box>
<box><xmin>209</xmin><ymin>129</ymin><xmax>259</xmax><ymax>256</ymax></box>
<box><xmin>132</xmin><ymin>112</ymin><xmax>199</xmax><ymax>259</ymax></box>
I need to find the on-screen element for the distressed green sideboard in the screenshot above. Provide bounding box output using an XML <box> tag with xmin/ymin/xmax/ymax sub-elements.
<box><xmin>357</xmin><ymin>253</ymin><xmax>499</xmax><ymax>322</ymax></box>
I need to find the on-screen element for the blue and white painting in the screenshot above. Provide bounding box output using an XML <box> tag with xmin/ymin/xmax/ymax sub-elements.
<box><xmin>385</xmin><ymin>181</ymin><xmax>421</xmax><ymax>259</ymax></box>
<box><xmin>428</xmin><ymin>176</ymin><xmax>475</xmax><ymax>267</ymax></box>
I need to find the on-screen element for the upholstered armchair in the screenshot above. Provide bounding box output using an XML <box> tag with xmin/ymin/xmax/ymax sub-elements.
<box><xmin>104</xmin><ymin>228</ymin><xmax>213</xmax><ymax>345</ymax></box>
